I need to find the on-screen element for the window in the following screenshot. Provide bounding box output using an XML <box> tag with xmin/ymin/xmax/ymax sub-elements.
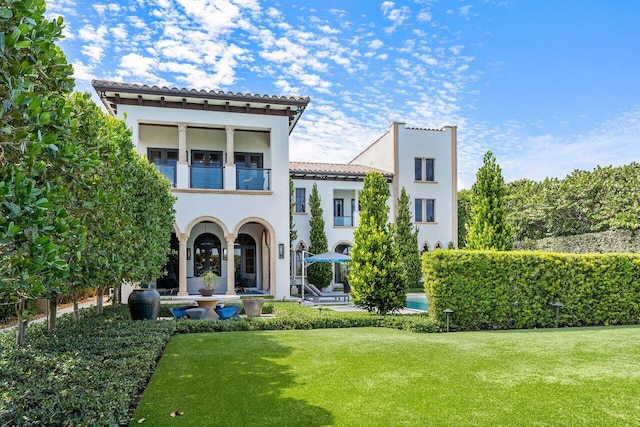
<box><xmin>235</xmin><ymin>152</ymin><xmax>266</xmax><ymax>190</ymax></box>
<box><xmin>415</xmin><ymin>198</ymin><xmax>435</xmax><ymax>223</ymax></box>
<box><xmin>192</xmin><ymin>150</ymin><xmax>222</xmax><ymax>166</ymax></box>
<box><xmin>148</xmin><ymin>148</ymin><xmax>178</xmax><ymax>186</ymax></box>
<box><xmin>235</xmin><ymin>152</ymin><xmax>263</xmax><ymax>168</ymax></box>
<box><xmin>295</xmin><ymin>188</ymin><xmax>306</xmax><ymax>213</ymax></box>
<box><xmin>191</xmin><ymin>150</ymin><xmax>223</xmax><ymax>189</ymax></box>
<box><xmin>415</xmin><ymin>158</ymin><xmax>435</xmax><ymax>182</ymax></box>
<box><xmin>334</xmin><ymin>198</ymin><xmax>351</xmax><ymax>226</ymax></box>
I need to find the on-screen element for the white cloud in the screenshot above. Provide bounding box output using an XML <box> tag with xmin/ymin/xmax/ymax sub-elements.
<box><xmin>381</xmin><ymin>3</ymin><xmax>410</xmax><ymax>33</ymax></box>
<box><xmin>417</xmin><ymin>10</ymin><xmax>431</xmax><ymax>22</ymax></box>
<box><xmin>111</xmin><ymin>24</ymin><xmax>128</xmax><ymax>40</ymax></box>
<box><xmin>317</xmin><ymin>25</ymin><xmax>340</xmax><ymax>34</ymax></box>
<box><xmin>368</xmin><ymin>39</ymin><xmax>384</xmax><ymax>50</ymax></box>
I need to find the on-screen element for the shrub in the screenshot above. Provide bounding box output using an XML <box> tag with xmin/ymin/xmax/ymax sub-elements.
<box><xmin>423</xmin><ymin>250</ymin><xmax>640</xmax><ymax>331</ymax></box>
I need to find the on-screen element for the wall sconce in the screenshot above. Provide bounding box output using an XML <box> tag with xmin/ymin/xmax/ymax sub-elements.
<box><xmin>278</xmin><ymin>243</ymin><xmax>285</xmax><ymax>259</ymax></box>
<box><xmin>223</xmin><ymin>248</ymin><xmax>228</xmax><ymax>260</ymax></box>
<box><xmin>187</xmin><ymin>248</ymin><xmax>191</xmax><ymax>260</ymax></box>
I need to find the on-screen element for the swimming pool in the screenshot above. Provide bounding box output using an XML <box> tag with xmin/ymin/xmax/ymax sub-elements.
<box><xmin>405</xmin><ymin>294</ymin><xmax>428</xmax><ymax>311</ymax></box>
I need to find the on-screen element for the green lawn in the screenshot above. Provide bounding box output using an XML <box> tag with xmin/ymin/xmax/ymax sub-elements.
<box><xmin>134</xmin><ymin>326</ymin><xmax>640</xmax><ymax>426</ymax></box>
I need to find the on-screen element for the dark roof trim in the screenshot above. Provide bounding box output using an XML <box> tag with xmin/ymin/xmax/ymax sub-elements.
<box><xmin>289</xmin><ymin>170</ymin><xmax>393</xmax><ymax>183</ymax></box>
<box><xmin>91</xmin><ymin>80</ymin><xmax>310</xmax><ymax>134</ymax></box>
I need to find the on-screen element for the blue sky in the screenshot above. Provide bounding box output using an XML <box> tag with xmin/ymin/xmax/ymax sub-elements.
<box><xmin>46</xmin><ymin>0</ymin><xmax>640</xmax><ymax>189</ymax></box>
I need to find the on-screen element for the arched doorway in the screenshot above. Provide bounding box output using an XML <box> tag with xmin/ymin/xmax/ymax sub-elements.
<box><xmin>194</xmin><ymin>232</ymin><xmax>221</xmax><ymax>277</ymax></box>
<box><xmin>234</xmin><ymin>233</ymin><xmax>257</xmax><ymax>288</ymax></box>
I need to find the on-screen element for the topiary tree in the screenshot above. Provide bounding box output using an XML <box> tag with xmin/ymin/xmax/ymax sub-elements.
<box><xmin>349</xmin><ymin>172</ymin><xmax>405</xmax><ymax>313</ymax></box>
<box><xmin>395</xmin><ymin>188</ymin><xmax>421</xmax><ymax>288</ymax></box>
<box><xmin>466</xmin><ymin>150</ymin><xmax>513</xmax><ymax>251</ymax></box>
<box><xmin>0</xmin><ymin>0</ymin><xmax>76</xmax><ymax>343</ymax></box>
<box><xmin>307</xmin><ymin>183</ymin><xmax>332</xmax><ymax>289</ymax></box>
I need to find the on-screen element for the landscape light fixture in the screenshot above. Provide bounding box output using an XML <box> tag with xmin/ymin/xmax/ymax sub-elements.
<box><xmin>443</xmin><ymin>308</ymin><xmax>454</xmax><ymax>332</ymax></box>
<box><xmin>551</xmin><ymin>302</ymin><xmax>563</xmax><ymax>328</ymax></box>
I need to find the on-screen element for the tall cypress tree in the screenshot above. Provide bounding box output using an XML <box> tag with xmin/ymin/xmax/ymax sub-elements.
<box><xmin>307</xmin><ymin>184</ymin><xmax>332</xmax><ymax>289</ymax></box>
<box><xmin>395</xmin><ymin>188</ymin><xmax>422</xmax><ymax>288</ymax></box>
<box><xmin>349</xmin><ymin>172</ymin><xmax>405</xmax><ymax>313</ymax></box>
<box><xmin>466</xmin><ymin>150</ymin><xmax>513</xmax><ymax>250</ymax></box>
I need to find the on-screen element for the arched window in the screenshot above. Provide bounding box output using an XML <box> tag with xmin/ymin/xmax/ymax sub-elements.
<box><xmin>194</xmin><ymin>233</ymin><xmax>221</xmax><ymax>277</ymax></box>
<box><xmin>421</xmin><ymin>242</ymin><xmax>430</xmax><ymax>254</ymax></box>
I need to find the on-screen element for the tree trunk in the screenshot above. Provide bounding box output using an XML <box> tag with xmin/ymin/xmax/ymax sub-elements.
<box><xmin>73</xmin><ymin>294</ymin><xmax>80</xmax><ymax>321</ymax></box>
<box><xmin>48</xmin><ymin>297</ymin><xmax>58</xmax><ymax>331</ymax></box>
<box><xmin>96</xmin><ymin>287</ymin><xmax>104</xmax><ymax>315</ymax></box>
<box><xmin>15</xmin><ymin>300</ymin><xmax>27</xmax><ymax>346</ymax></box>
<box><xmin>113</xmin><ymin>285</ymin><xmax>121</xmax><ymax>306</ymax></box>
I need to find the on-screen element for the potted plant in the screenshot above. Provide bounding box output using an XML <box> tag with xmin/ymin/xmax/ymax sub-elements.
<box><xmin>242</xmin><ymin>297</ymin><xmax>264</xmax><ymax>317</ymax></box>
<box><xmin>199</xmin><ymin>270</ymin><xmax>219</xmax><ymax>296</ymax></box>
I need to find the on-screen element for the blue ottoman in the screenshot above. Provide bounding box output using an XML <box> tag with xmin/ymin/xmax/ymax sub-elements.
<box><xmin>186</xmin><ymin>307</ymin><xmax>209</xmax><ymax>320</ymax></box>
<box><xmin>214</xmin><ymin>305</ymin><xmax>243</xmax><ymax>320</ymax></box>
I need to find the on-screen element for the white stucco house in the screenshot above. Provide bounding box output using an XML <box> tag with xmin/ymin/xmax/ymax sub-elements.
<box><xmin>92</xmin><ymin>80</ymin><xmax>457</xmax><ymax>299</ymax></box>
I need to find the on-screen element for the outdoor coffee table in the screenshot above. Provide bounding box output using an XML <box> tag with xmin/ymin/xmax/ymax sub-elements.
<box><xmin>173</xmin><ymin>295</ymin><xmax>240</xmax><ymax>320</ymax></box>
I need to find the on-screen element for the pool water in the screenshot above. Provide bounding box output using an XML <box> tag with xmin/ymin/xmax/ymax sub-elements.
<box><xmin>406</xmin><ymin>294</ymin><xmax>428</xmax><ymax>311</ymax></box>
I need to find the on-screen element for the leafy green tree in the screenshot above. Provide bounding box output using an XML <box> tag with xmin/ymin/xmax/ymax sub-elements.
<box><xmin>0</xmin><ymin>0</ymin><xmax>76</xmax><ymax>343</ymax></box>
<box><xmin>307</xmin><ymin>184</ymin><xmax>332</xmax><ymax>289</ymax></box>
<box><xmin>395</xmin><ymin>188</ymin><xmax>421</xmax><ymax>288</ymax></box>
<box><xmin>349</xmin><ymin>172</ymin><xmax>405</xmax><ymax>313</ymax></box>
<box><xmin>457</xmin><ymin>188</ymin><xmax>472</xmax><ymax>248</ymax></box>
<box><xmin>466</xmin><ymin>151</ymin><xmax>513</xmax><ymax>251</ymax></box>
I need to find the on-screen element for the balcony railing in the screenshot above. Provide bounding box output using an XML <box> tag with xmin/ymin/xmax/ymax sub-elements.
<box><xmin>334</xmin><ymin>216</ymin><xmax>353</xmax><ymax>227</ymax></box>
<box><xmin>154</xmin><ymin>164</ymin><xmax>176</xmax><ymax>187</ymax></box>
<box><xmin>237</xmin><ymin>168</ymin><xmax>270</xmax><ymax>190</ymax></box>
<box><xmin>190</xmin><ymin>165</ymin><xmax>223</xmax><ymax>189</ymax></box>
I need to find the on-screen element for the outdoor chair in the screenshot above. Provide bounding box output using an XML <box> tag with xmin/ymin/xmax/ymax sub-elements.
<box><xmin>304</xmin><ymin>284</ymin><xmax>350</xmax><ymax>302</ymax></box>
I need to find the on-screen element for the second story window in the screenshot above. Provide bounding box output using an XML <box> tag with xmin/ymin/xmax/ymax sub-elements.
<box><xmin>148</xmin><ymin>148</ymin><xmax>178</xmax><ymax>187</ymax></box>
<box><xmin>415</xmin><ymin>158</ymin><xmax>435</xmax><ymax>182</ymax></box>
<box><xmin>235</xmin><ymin>152</ymin><xmax>267</xmax><ymax>190</ymax></box>
<box><xmin>191</xmin><ymin>150</ymin><xmax>223</xmax><ymax>189</ymax></box>
<box><xmin>235</xmin><ymin>152</ymin><xmax>263</xmax><ymax>169</ymax></box>
<box><xmin>295</xmin><ymin>188</ymin><xmax>306</xmax><ymax>212</ymax></box>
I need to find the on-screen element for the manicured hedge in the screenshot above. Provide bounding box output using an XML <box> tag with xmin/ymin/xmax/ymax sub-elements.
<box><xmin>423</xmin><ymin>250</ymin><xmax>640</xmax><ymax>331</ymax></box>
<box><xmin>0</xmin><ymin>302</ymin><xmax>433</xmax><ymax>426</ymax></box>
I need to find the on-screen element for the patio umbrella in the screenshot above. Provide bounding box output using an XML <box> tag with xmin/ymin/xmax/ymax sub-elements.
<box><xmin>302</xmin><ymin>251</ymin><xmax>351</xmax><ymax>300</ymax></box>
<box><xmin>305</xmin><ymin>251</ymin><xmax>352</xmax><ymax>264</ymax></box>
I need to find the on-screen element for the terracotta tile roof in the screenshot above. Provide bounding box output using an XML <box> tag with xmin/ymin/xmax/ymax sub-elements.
<box><xmin>91</xmin><ymin>80</ymin><xmax>310</xmax><ymax>134</ymax></box>
<box><xmin>289</xmin><ymin>162</ymin><xmax>393</xmax><ymax>182</ymax></box>
<box><xmin>92</xmin><ymin>80</ymin><xmax>310</xmax><ymax>105</ymax></box>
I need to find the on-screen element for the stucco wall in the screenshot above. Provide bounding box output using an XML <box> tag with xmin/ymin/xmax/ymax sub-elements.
<box><xmin>117</xmin><ymin>104</ymin><xmax>293</xmax><ymax>298</ymax></box>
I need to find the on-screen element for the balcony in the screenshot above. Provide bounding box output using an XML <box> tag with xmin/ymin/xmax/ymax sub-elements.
<box><xmin>237</xmin><ymin>168</ymin><xmax>271</xmax><ymax>190</ymax></box>
<box><xmin>334</xmin><ymin>216</ymin><xmax>353</xmax><ymax>227</ymax></box>
<box><xmin>155</xmin><ymin>164</ymin><xmax>176</xmax><ymax>187</ymax></box>
<box><xmin>191</xmin><ymin>165</ymin><xmax>223</xmax><ymax>189</ymax></box>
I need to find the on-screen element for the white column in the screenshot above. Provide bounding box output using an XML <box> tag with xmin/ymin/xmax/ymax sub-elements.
<box><xmin>176</xmin><ymin>123</ymin><xmax>189</xmax><ymax>188</ymax></box>
<box><xmin>178</xmin><ymin>233</ymin><xmax>188</xmax><ymax>296</ymax></box>
<box><xmin>178</xmin><ymin>123</ymin><xmax>187</xmax><ymax>164</ymax></box>
<box><xmin>225</xmin><ymin>125</ymin><xmax>236</xmax><ymax>189</ymax></box>
<box><xmin>225</xmin><ymin>235</ymin><xmax>236</xmax><ymax>295</ymax></box>
<box><xmin>225</xmin><ymin>125</ymin><xmax>234</xmax><ymax>166</ymax></box>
